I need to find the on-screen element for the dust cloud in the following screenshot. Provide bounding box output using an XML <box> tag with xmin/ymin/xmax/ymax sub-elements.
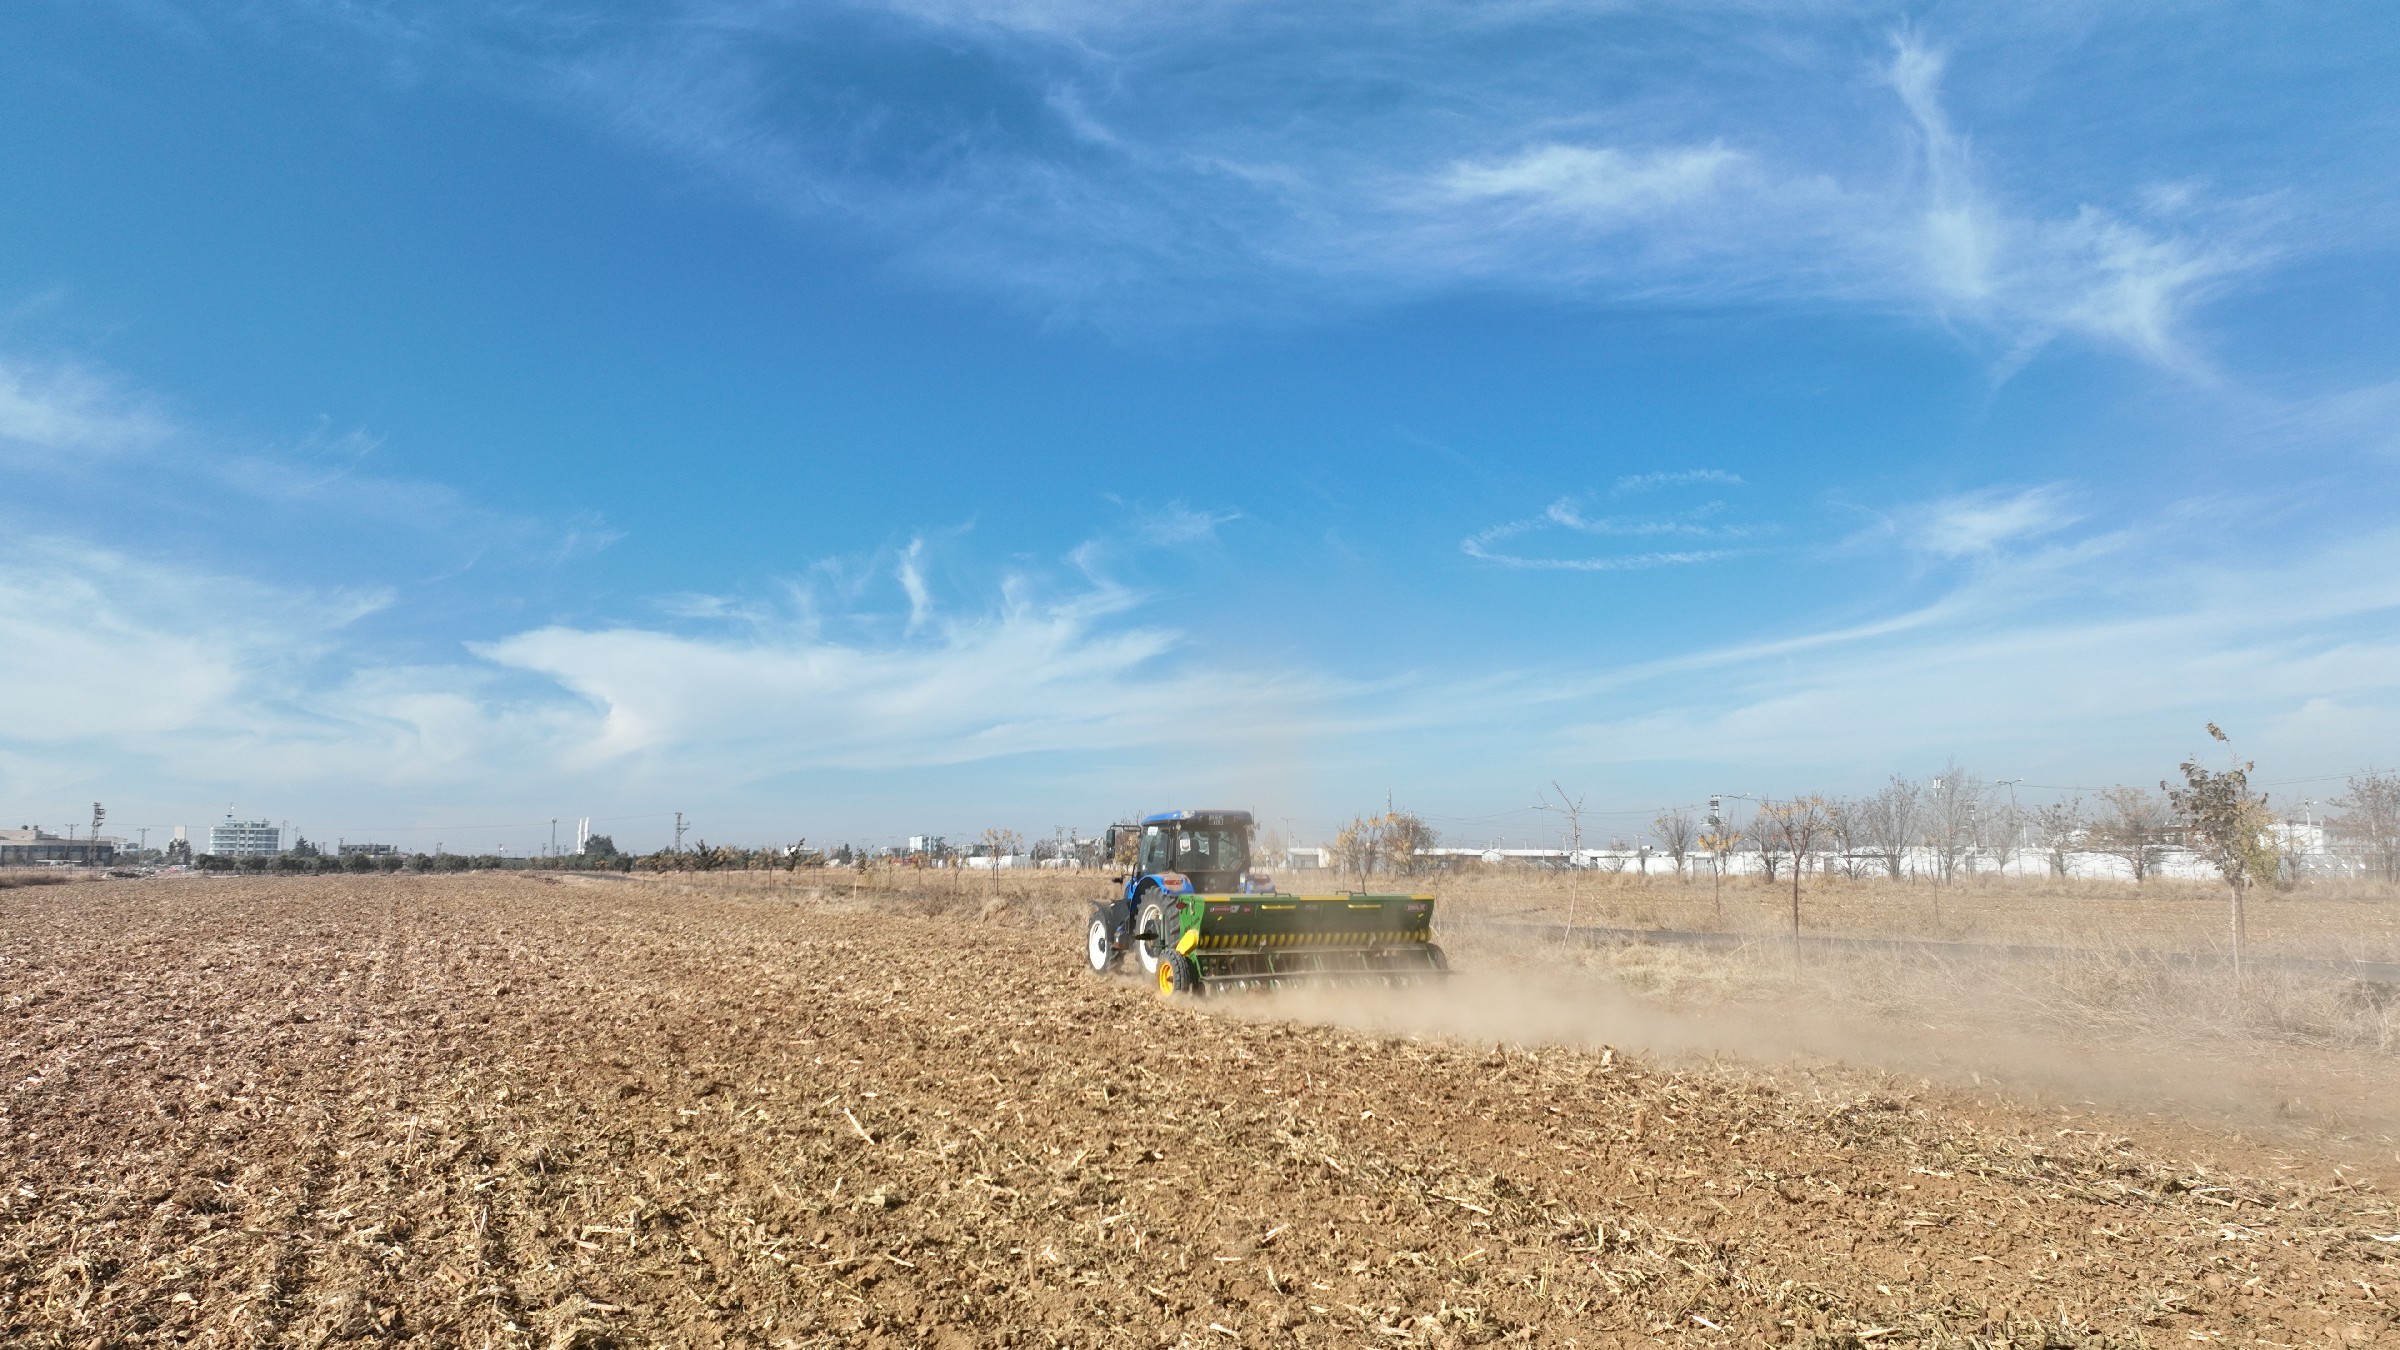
<box><xmin>1228</xmin><ymin>963</ymin><xmax>2400</xmax><ymax>1157</ymax></box>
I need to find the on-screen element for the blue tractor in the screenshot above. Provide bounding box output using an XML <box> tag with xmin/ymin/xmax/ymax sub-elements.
<box><xmin>1085</xmin><ymin>809</ymin><xmax>1448</xmax><ymax>996</ymax></box>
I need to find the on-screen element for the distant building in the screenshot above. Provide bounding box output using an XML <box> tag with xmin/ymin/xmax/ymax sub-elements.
<box><xmin>0</xmin><ymin>828</ymin><xmax>118</xmax><ymax>866</ymax></box>
<box><xmin>208</xmin><ymin>817</ymin><xmax>281</xmax><ymax>858</ymax></box>
<box><xmin>337</xmin><ymin>842</ymin><xmax>397</xmax><ymax>857</ymax></box>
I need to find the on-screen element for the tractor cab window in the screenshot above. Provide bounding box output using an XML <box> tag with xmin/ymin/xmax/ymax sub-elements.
<box><xmin>1139</xmin><ymin>825</ymin><xmax>1167</xmax><ymax>873</ymax></box>
<box><xmin>1171</xmin><ymin>826</ymin><xmax>1248</xmax><ymax>876</ymax></box>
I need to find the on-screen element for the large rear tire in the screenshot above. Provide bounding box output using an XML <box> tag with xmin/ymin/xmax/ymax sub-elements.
<box><xmin>1086</xmin><ymin>914</ymin><xmax>1122</xmax><ymax>975</ymax></box>
<box><xmin>1134</xmin><ymin>894</ymin><xmax>1173</xmax><ymax>978</ymax></box>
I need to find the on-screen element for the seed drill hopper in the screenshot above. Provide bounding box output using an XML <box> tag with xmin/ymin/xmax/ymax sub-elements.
<box><xmin>1084</xmin><ymin>809</ymin><xmax>1450</xmax><ymax>997</ymax></box>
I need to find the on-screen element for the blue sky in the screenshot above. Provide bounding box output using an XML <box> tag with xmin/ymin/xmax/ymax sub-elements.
<box><xmin>3</xmin><ymin>1</ymin><xmax>2396</xmax><ymax>852</ymax></box>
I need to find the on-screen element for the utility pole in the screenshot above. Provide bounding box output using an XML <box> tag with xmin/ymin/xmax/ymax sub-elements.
<box><xmin>550</xmin><ymin>818</ymin><xmax>558</xmax><ymax>859</ymax></box>
<box><xmin>137</xmin><ymin>827</ymin><xmax>148</xmax><ymax>852</ymax></box>
<box><xmin>1708</xmin><ymin>795</ymin><xmax>1724</xmax><ymax>927</ymax></box>
<box><xmin>674</xmin><ymin>812</ymin><xmax>686</xmax><ymax>853</ymax></box>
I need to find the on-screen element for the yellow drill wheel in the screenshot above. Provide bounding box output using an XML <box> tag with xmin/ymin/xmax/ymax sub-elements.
<box><xmin>1157</xmin><ymin>960</ymin><xmax>1175</xmax><ymax>996</ymax></box>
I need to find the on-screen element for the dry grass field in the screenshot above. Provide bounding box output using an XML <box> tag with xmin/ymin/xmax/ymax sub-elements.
<box><xmin>6</xmin><ymin>870</ymin><xmax>2400</xmax><ymax>1347</ymax></box>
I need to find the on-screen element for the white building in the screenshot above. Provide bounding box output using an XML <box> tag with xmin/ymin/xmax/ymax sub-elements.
<box><xmin>207</xmin><ymin>816</ymin><xmax>281</xmax><ymax>857</ymax></box>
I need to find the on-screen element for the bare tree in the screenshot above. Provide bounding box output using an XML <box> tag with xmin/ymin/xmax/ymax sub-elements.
<box><xmin>1991</xmin><ymin>780</ymin><xmax>2027</xmax><ymax>876</ymax></box>
<box><xmin>1537</xmin><ymin>782</ymin><xmax>1589</xmax><ymax>925</ymax></box>
<box><xmin>1650</xmin><ymin>808</ymin><xmax>1696</xmax><ymax>880</ymax></box>
<box><xmin>2092</xmin><ymin>786</ymin><xmax>2171</xmax><ymax>882</ymax></box>
<box><xmin>1856</xmin><ymin>776</ymin><xmax>1921</xmax><ymax>880</ymax></box>
<box><xmin>1923</xmin><ymin>761</ymin><xmax>1989</xmax><ymax>882</ymax></box>
<box><xmin>1759</xmin><ymin>796</ymin><xmax>1834</xmax><ymax>939</ymax></box>
<box><xmin>1825</xmin><ymin>799</ymin><xmax>1872</xmax><ymax>880</ymax></box>
<box><xmin>1742</xmin><ymin>808</ymin><xmax>1786</xmax><ymax>884</ymax></box>
<box><xmin>2333</xmin><ymin>770</ymin><xmax>2400</xmax><ymax>882</ymax></box>
<box><xmin>2166</xmin><ymin>724</ymin><xmax>2280</xmax><ymax>980</ymax></box>
<box><xmin>1536</xmin><ymin>781</ymin><xmax>1587</xmax><ymax>862</ymax></box>
<box><xmin>2031</xmin><ymin>797</ymin><xmax>2086</xmax><ymax>879</ymax></box>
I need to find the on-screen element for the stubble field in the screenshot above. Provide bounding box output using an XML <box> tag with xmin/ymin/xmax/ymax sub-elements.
<box><xmin>5</xmin><ymin>872</ymin><xmax>2400</xmax><ymax>1347</ymax></box>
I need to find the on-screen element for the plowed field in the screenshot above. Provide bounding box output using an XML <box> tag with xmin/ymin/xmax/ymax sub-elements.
<box><xmin>5</xmin><ymin>874</ymin><xmax>2399</xmax><ymax>1347</ymax></box>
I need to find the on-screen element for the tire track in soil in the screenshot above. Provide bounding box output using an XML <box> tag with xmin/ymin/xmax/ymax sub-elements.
<box><xmin>284</xmin><ymin>881</ymin><xmax>442</xmax><ymax>1346</ymax></box>
<box><xmin>236</xmin><ymin>892</ymin><xmax>378</xmax><ymax>1350</ymax></box>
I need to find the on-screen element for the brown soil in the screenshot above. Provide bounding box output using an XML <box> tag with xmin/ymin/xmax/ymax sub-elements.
<box><xmin>4</xmin><ymin>874</ymin><xmax>2398</xmax><ymax>1347</ymax></box>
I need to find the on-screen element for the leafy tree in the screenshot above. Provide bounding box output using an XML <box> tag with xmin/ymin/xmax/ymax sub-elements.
<box><xmin>1332</xmin><ymin>810</ymin><xmax>1437</xmax><ymax>884</ymax></box>
<box><xmin>2165</xmin><ymin>724</ymin><xmax>2280</xmax><ymax>981</ymax></box>
<box><xmin>290</xmin><ymin>835</ymin><xmax>321</xmax><ymax>859</ymax></box>
<box><xmin>582</xmin><ymin>833</ymin><xmax>619</xmax><ymax>859</ymax></box>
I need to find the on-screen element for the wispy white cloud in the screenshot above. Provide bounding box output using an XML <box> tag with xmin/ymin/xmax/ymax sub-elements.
<box><xmin>200</xmin><ymin>3</ymin><xmax>2296</xmax><ymax>359</ymax></box>
<box><xmin>1460</xmin><ymin>542</ymin><xmax>1744</xmax><ymax>573</ymax></box>
<box><xmin>896</xmin><ymin>536</ymin><xmax>934</xmax><ymax>633</ymax></box>
<box><xmin>0</xmin><ymin>516</ymin><xmax>1330</xmax><ymax>810</ymax></box>
<box><xmin>474</xmin><ymin>585</ymin><xmax>1317</xmax><ymax>775</ymax></box>
<box><xmin>0</xmin><ymin>356</ymin><xmax>170</xmax><ymax>460</ymax></box>
<box><xmin>1540</xmin><ymin>521</ymin><xmax>2400</xmax><ymax>781</ymax></box>
<box><xmin>1903</xmin><ymin>485</ymin><xmax>2078</xmax><ymax>558</ymax></box>
<box><xmin>1614</xmin><ymin>469</ymin><xmax>1744</xmax><ymax>495</ymax></box>
<box><xmin>7</xmin><ymin>472</ymin><xmax>2395</xmax><ymax>830</ymax></box>
<box><xmin>1464</xmin><ymin>492</ymin><xmax>1763</xmax><ymax>572</ymax></box>
<box><xmin>1433</xmin><ymin>143</ymin><xmax>1740</xmax><ymax>223</ymax></box>
<box><xmin>0</xmin><ymin>535</ymin><xmax>387</xmax><ymax>746</ymax></box>
<box><xmin>0</xmin><ymin>344</ymin><xmax>624</xmax><ymax>576</ymax></box>
<box><xmin>1882</xmin><ymin>37</ymin><xmax>2257</xmax><ymax>369</ymax></box>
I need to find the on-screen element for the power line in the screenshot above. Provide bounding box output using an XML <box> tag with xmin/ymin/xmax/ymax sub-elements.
<box><xmin>257</xmin><ymin>812</ymin><xmax>680</xmax><ymax>836</ymax></box>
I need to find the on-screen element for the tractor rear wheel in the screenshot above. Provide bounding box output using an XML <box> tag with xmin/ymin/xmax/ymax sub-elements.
<box><xmin>1086</xmin><ymin>914</ymin><xmax>1122</xmax><ymax>975</ymax></box>
<box><xmin>1134</xmin><ymin>895</ymin><xmax>1173</xmax><ymax>978</ymax></box>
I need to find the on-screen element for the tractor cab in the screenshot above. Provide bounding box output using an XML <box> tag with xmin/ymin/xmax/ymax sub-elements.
<box><xmin>1121</xmin><ymin>809</ymin><xmax>1272</xmax><ymax>898</ymax></box>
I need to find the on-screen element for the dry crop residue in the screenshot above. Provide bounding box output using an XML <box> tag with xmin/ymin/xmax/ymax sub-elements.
<box><xmin>2</xmin><ymin>875</ymin><xmax>2396</xmax><ymax>1348</ymax></box>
